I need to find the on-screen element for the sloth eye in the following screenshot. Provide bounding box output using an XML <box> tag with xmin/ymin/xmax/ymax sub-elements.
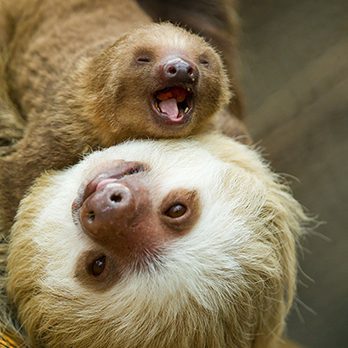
<box><xmin>89</xmin><ymin>255</ymin><xmax>106</xmax><ymax>277</ymax></box>
<box><xmin>199</xmin><ymin>56</ymin><xmax>209</xmax><ymax>67</ymax></box>
<box><xmin>198</xmin><ymin>55</ymin><xmax>210</xmax><ymax>68</ymax></box>
<box><xmin>165</xmin><ymin>203</ymin><xmax>187</xmax><ymax>219</ymax></box>
<box><xmin>136</xmin><ymin>55</ymin><xmax>151</xmax><ymax>64</ymax></box>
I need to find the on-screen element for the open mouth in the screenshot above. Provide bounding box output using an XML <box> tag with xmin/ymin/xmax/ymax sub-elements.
<box><xmin>151</xmin><ymin>86</ymin><xmax>194</xmax><ymax>125</ymax></box>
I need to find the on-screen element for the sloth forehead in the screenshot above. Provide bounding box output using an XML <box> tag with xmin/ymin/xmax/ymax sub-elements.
<box><xmin>126</xmin><ymin>23</ymin><xmax>209</xmax><ymax>53</ymax></box>
<box><xmin>76</xmin><ymin>139</ymin><xmax>226</xmax><ymax>188</ymax></box>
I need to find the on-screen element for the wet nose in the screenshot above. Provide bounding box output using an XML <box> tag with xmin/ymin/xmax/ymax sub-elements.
<box><xmin>161</xmin><ymin>58</ymin><xmax>199</xmax><ymax>84</ymax></box>
<box><xmin>80</xmin><ymin>182</ymin><xmax>136</xmax><ymax>241</ymax></box>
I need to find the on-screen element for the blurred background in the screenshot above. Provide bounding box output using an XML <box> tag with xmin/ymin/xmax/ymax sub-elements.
<box><xmin>238</xmin><ymin>1</ymin><xmax>348</xmax><ymax>347</ymax></box>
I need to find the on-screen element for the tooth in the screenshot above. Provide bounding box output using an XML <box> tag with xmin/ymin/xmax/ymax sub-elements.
<box><xmin>184</xmin><ymin>107</ymin><xmax>189</xmax><ymax>112</ymax></box>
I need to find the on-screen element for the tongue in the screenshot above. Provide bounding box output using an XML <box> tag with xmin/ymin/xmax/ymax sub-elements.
<box><xmin>159</xmin><ymin>98</ymin><xmax>179</xmax><ymax>120</ymax></box>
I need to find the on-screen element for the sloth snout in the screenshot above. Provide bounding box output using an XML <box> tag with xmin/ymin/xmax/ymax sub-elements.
<box><xmin>161</xmin><ymin>57</ymin><xmax>198</xmax><ymax>84</ymax></box>
<box><xmin>79</xmin><ymin>181</ymin><xmax>139</xmax><ymax>241</ymax></box>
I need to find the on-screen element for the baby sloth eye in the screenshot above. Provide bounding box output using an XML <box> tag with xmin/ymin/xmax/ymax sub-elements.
<box><xmin>89</xmin><ymin>255</ymin><xmax>106</xmax><ymax>277</ymax></box>
<box><xmin>136</xmin><ymin>55</ymin><xmax>151</xmax><ymax>64</ymax></box>
<box><xmin>199</xmin><ymin>56</ymin><xmax>209</xmax><ymax>67</ymax></box>
<box><xmin>165</xmin><ymin>203</ymin><xmax>187</xmax><ymax>219</ymax></box>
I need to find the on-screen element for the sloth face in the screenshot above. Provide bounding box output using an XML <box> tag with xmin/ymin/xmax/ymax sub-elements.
<box><xmin>7</xmin><ymin>134</ymin><xmax>305</xmax><ymax>348</ymax></box>
<box><xmin>84</xmin><ymin>23</ymin><xmax>231</xmax><ymax>143</ymax></box>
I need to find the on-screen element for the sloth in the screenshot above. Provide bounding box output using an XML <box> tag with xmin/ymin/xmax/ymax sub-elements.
<box><xmin>4</xmin><ymin>134</ymin><xmax>306</xmax><ymax>348</ymax></box>
<box><xmin>0</xmin><ymin>0</ymin><xmax>232</xmax><ymax>232</ymax></box>
<box><xmin>137</xmin><ymin>0</ymin><xmax>245</xmax><ymax>121</ymax></box>
<box><xmin>0</xmin><ymin>0</ymin><xmax>245</xmax><ymax>156</ymax></box>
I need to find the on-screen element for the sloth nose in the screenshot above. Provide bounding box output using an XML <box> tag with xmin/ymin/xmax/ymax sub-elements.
<box><xmin>79</xmin><ymin>182</ymin><xmax>138</xmax><ymax>241</ymax></box>
<box><xmin>161</xmin><ymin>57</ymin><xmax>198</xmax><ymax>84</ymax></box>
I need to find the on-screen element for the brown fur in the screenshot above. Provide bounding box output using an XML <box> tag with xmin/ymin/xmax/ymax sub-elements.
<box><xmin>0</xmin><ymin>0</ymin><xmax>247</xmax><ymax>154</ymax></box>
<box><xmin>0</xmin><ymin>1</ymin><xmax>25</xmax><ymax>156</ymax></box>
<box><xmin>0</xmin><ymin>0</ymin><xmax>236</xmax><ymax>234</ymax></box>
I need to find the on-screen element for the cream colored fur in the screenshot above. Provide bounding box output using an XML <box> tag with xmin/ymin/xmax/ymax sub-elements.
<box><xmin>6</xmin><ymin>133</ymin><xmax>307</xmax><ymax>347</ymax></box>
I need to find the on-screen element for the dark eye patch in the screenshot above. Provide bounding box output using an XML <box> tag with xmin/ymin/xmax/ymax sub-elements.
<box><xmin>75</xmin><ymin>250</ymin><xmax>120</xmax><ymax>291</ymax></box>
<box><xmin>160</xmin><ymin>189</ymin><xmax>200</xmax><ymax>232</ymax></box>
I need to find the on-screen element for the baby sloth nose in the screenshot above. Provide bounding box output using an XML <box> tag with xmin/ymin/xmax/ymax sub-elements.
<box><xmin>161</xmin><ymin>57</ymin><xmax>198</xmax><ymax>84</ymax></box>
<box><xmin>80</xmin><ymin>182</ymin><xmax>138</xmax><ymax>241</ymax></box>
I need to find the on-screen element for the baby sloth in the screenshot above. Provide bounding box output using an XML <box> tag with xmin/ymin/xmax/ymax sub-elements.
<box><xmin>6</xmin><ymin>134</ymin><xmax>306</xmax><ymax>348</ymax></box>
<box><xmin>0</xmin><ymin>0</ymin><xmax>230</xmax><ymax>232</ymax></box>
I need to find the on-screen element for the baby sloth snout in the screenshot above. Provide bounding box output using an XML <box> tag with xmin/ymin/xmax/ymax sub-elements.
<box><xmin>161</xmin><ymin>57</ymin><xmax>198</xmax><ymax>84</ymax></box>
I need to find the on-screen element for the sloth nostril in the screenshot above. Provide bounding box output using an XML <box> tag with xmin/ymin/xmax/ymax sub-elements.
<box><xmin>110</xmin><ymin>193</ymin><xmax>122</xmax><ymax>203</ymax></box>
<box><xmin>187</xmin><ymin>66</ymin><xmax>194</xmax><ymax>76</ymax></box>
<box><xmin>167</xmin><ymin>66</ymin><xmax>177</xmax><ymax>75</ymax></box>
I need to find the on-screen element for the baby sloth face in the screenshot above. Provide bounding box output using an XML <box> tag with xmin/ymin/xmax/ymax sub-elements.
<box><xmin>83</xmin><ymin>23</ymin><xmax>230</xmax><ymax>143</ymax></box>
<box><xmin>7</xmin><ymin>135</ymin><xmax>305</xmax><ymax>348</ymax></box>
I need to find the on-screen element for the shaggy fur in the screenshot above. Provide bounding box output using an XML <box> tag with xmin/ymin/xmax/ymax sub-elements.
<box><xmin>0</xmin><ymin>0</ymin><xmax>236</xmax><ymax>233</ymax></box>
<box><xmin>4</xmin><ymin>133</ymin><xmax>307</xmax><ymax>347</ymax></box>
